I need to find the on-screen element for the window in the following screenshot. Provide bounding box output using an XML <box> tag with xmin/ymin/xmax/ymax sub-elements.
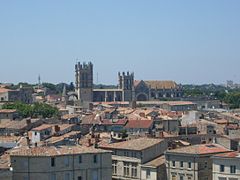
<box><xmin>51</xmin><ymin>173</ymin><xmax>56</xmax><ymax>180</ymax></box>
<box><xmin>146</xmin><ymin>169</ymin><xmax>151</xmax><ymax>179</ymax></box>
<box><xmin>180</xmin><ymin>161</ymin><xmax>184</xmax><ymax>168</ymax></box>
<box><xmin>92</xmin><ymin>170</ymin><xmax>98</xmax><ymax>180</ymax></box>
<box><xmin>65</xmin><ymin>173</ymin><xmax>70</xmax><ymax>180</ymax></box>
<box><xmin>112</xmin><ymin>161</ymin><xmax>117</xmax><ymax>175</ymax></box>
<box><xmin>180</xmin><ymin>176</ymin><xmax>184</xmax><ymax>180</ymax></box>
<box><xmin>172</xmin><ymin>161</ymin><xmax>176</xmax><ymax>167</ymax></box>
<box><xmin>123</xmin><ymin>162</ymin><xmax>130</xmax><ymax>177</ymax></box>
<box><xmin>64</xmin><ymin>156</ymin><xmax>69</xmax><ymax>167</ymax></box>
<box><xmin>79</xmin><ymin>155</ymin><xmax>82</xmax><ymax>163</ymax></box>
<box><xmin>230</xmin><ymin>165</ymin><xmax>236</xmax><ymax>174</ymax></box>
<box><xmin>220</xmin><ymin>165</ymin><xmax>225</xmax><ymax>172</ymax></box>
<box><xmin>204</xmin><ymin>161</ymin><xmax>208</xmax><ymax>169</ymax></box>
<box><xmin>131</xmin><ymin>163</ymin><xmax>137</xmax><ymax>177</ymax></box>
<box><xmin>132</xmin><ymin>151</ymin><xmax>137</xmax><ymax>158</ymax></box>
<box><xmin>172</xmin><ymin>175</ymin><xmax>176</xmax><ymax>180</ymax></box>
<box><xmin>34</xmin><ymin>132</ymin><xmax>37</xmax><ymax>136</ymax></box>
<box><xmin>93</xmin><ymin>155</ymin><xmax>97</xmax><ymax>163</ymax></box>
<box><xmin>51</xmin><ymin>157</ymin><xmax>55</xmax><ymax>167</ymax></box>
<box><xmin>124</xmin><ymin>151</ymin><xmax>129</xmax><ymax>157</ymax></box>
<box><xmin>187</xmin><ymin>177</ymin><xmax>192</xmax><ymax>180</ymax></box>
<box><xmin>188</xmin><ymin>162</ymin><xmax>191</xmax><ymax>169</ymax></box>
<box><xmin>78</xmin><ymin>177</ymin><xmax>82</xmax><ymax>180</ymax></box>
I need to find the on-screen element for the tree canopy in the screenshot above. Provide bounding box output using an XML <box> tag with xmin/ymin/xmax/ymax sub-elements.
<box><xmin>2</xmin><ymin>102</ymin><xmax>59</xmax><ymax>118</ymax></box>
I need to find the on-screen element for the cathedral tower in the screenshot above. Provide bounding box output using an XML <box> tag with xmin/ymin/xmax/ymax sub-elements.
<box><xmin>75</xmin><ymin>62</ymin><xmax>93</xmax><ymax>103</ymax></box>
<box><xmin>118</xmin><ymin>71</ymin><xmax>135</xmax><ymax>101</ymax></box>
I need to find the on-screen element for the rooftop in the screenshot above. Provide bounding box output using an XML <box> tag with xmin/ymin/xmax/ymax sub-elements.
<box><xmin>145</xmin><ymin>80</ymin><xmax>178</xmax><ymax>89</ymax></box>
<box><xmin>163</xmin><ymin>101</ymin><xmax>195</xmax><ymax>106</ymax></box>
<box><xmin>212</xmin><ymin>151</ymin><xmax>240</xmax><ymax>158</ymax></box>
<box><xmin>100</xmin><ymin>137</ymin><xmax>164</xmax><ymax>151</ymax></box>
<box><xmin>0</xmin><ymin>109</ymin><xmax>17</xmax><ymax>113</ymax></box>
<box><xmin>0</xmin><ymin>153</ymin><xmax>10</xmax><ymax>169</ymax></box>
<box><xmin>125</xmin><ymin>120</ymin><xmax>153</xmax><ymax>129</ymax></box>
<box><xmin>61</xmin><ymin>114</ymin><xmax>79</xmax><ymax>120</ymax></box>
<box><xmin>143</xmin><ymin>155</ymin><xmax>165</xmax><ymax>167</ymax></box>
<box><xmin>101</xmin><ymin>119</ymin><xmax>128</xmax><ymax>126</ymax></box>
<box><xmin>166</xmin><ymin>144</ymin><xmax>230</xmax><ymax>155</ymax></box>
<box><xmin>10</xmin><ymin>145</ymin><xmax>111</xmax><ymax>157</ymax></box>
<box><xmin>0</xmin><ymin>88</ymin><xmax>14</xmax><ymax>93</ymax></box>
<box><xmin>32</xmin><ymin>124</ymin><xmax>52</xmax><ymax>131</ymax></box>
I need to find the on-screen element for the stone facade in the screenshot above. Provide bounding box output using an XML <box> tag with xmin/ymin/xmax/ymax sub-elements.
<box><xmin>75</xmin><ymin>62</ymin><xmax>93</xmax><ymax>103</ymax></box>
<box><xmin>0</xmin><ymin>87</ymin><xmax>33</xmax><ymax>104</ymax></box>
<box><xmin>165</xmin><ymin>144</ymin><xmax>230</xmax><ymax>180</ymax></box>
<box><xmin>100</xmin><ymin>138</ymin><xmax>168</xmax><ymax>180</ymax></box>
<box><xmin>212</xmin><ymin>151</ymin><xmax>240</xmax><ymax>180</ymax></box>
<box><xmin>11</xmin><ymin>146</ymin><xmax>112</xmax><ymax>180</ymax></box>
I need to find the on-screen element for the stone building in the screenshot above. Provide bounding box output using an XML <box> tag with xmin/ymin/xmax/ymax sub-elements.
<box><xmin>212</xmin><ymin>151</ymin><xmax>240</xmax><ymax>180</ymax></box>
<box><xmin>73</xmin><ymin>62</ymin><xmax>183</xmax><ymax>103</ymax></box>
<box><xmin>134</xmin><ymin>80</ymin><xmax>183</xmax><ymax>101</ymax></box>
<box><xmin>99</xmin><ymin>137</ymin><xmax>168</xmax><ymax>180</ymax></box>
<box><xmin>75</xmin><ymin>62</ymin><xmax>94</xmax><ymax>103</ymax></box>
<box><xmin>165</xmin><ymin>144</ymin><xmax>231</xmax><ymax>180</ymax></box>
<box><xmin>0</xmin><ymin>86</ymin><xmax>33</xmax><ymax>104</ymax></box>
<box><xmin>10</xmin><ymin>145</ymin><xmax>112</xmax><ymax>180</ymax></box>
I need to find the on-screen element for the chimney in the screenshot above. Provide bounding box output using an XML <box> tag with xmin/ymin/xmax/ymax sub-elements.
<box><xmin>159</xmin><ymin>131</ymin><xmax>164</xmax><ymax>138</ymax></box>
<box><xmin>87</xmin><ymin>139</ymin><xmax>92</xmax><ymax>147</ymax></box>
<box><xmin>54</xmin><ymin>125</ymin><xmax>60</xmax><ymax>133</ymax></box>
<box><xmin>26</xmin><ymin>119</ymin><xmax>31</xmax><ymax>126</ymax></box>
<box><xmin>26</xmin><ymin>137</ymin><xmax>30</xmax><ymax>148</ymax></box>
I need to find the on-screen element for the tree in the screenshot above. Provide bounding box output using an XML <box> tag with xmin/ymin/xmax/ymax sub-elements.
<box><xmin>2</xmin><ymin>102</ymin><xmax>59</xmax><ymax>118</ymax></box>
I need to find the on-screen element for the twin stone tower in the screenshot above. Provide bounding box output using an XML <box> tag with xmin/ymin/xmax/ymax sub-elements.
<box><xmin>75</xmin><ymin>62</ymin><xmax>135</xmax><ymax>104</ymax></box>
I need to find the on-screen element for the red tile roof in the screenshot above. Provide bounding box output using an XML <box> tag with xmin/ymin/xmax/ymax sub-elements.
<box><xmin>213</xmin><ymin>151</ymin><xmax>239</xmax><ymax>158</ymax></box>
<box><xmin>125</xmin><ymin>120</ymin><xmax>153</xmax><ymax>129</ymax></box>
<box><xmin>101</xmin><ymin>119</ymin><xmax>128</xmax><ymax>126</ymax></box>
<box><xmin>0</xmin><ymin>88</ymin><xmax>13</xmax><ymax>93</ymax></box>
<box><xmin>32</xmin><ymin>124</ymin><xmax>52</xmax><ymax>131</ymax></box>
<box><xmin>167</xmin><ymin>144</ymin><xmax>230</xmax><ymax>155</ymax></box>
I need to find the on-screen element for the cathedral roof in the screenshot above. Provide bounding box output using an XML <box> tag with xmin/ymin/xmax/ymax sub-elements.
<box><xmin>144</xmin><ymin>80</ymin><xmax>178</xmax><ymax>89</ymax></box>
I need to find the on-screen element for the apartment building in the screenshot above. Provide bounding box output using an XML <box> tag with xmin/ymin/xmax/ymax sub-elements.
<box><xmin>212</xmin><ymin>151</ymin><xmax>240</xmax><ymax>180</ymax></box>
<box><xmin>10</xmin><ymin>145</ymin><xmax>112</xmax><ymax>180</ymax></box>
<box><xmin>100</xmin><ymin>137</ymin><xmax>168</xmax><ymax>180</ymax></box>
<box><xmin>165</xmin><ymin>144</ymin><xmax>231</xmax><ymax>180</ymax></box>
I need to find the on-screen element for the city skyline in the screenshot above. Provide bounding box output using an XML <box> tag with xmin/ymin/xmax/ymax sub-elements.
<box><xmin>1</xmin><ymin>1</ymin><xmax>240</xmax><ymax>85</ymax></box>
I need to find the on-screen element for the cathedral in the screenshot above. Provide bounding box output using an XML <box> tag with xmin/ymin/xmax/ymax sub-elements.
<box><xmin>74</xmin><ymin>62</ymin><xmax>183</xmax><ymax>103</ymax></box>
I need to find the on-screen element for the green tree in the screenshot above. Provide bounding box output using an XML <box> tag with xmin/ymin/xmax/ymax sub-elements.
<box><xmin>2</xmin><ymin>102</ymin><xmax>59</xmax><ymax>118</ymax></box>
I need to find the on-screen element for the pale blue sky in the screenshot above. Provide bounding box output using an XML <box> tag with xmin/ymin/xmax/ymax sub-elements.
<box><xmin>0</xmin><ymin>1</ymin><xmax>240</xmax><ymax>85</ymax></box>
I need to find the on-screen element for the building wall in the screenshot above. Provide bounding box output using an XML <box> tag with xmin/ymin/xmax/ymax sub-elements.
<box><xmin>110</xmin><ymin>140</ymin><xmax>167</xmax><ymax>180</ymax></box>
<box><xmin>142</xmin><ymin>140</ymin><xmax>168</xmax><ymax>164</ymax></box>
<box><xmin>212</xmin><ymin>157</ymin><xmax>240</xmax><ymax>180</ymax></box>
<box><xmin>0</xmin><ymin>169</ymin><xmax>12</xmax><ymax>180</ymax></box>
<box><xmin>163</xmin><ymin>120</ymin><xmax>179</xmax><ymax>133</ymax></box>
<box><xmin>11</xmin><ymin>152</ymin><xmax>112</xmax><ymax>180</ymax></box>
<box><xmin>0</xmin><ymin>112</ymin><xmax>18</xmax><ymax>120</ymax></box>
<box><xmin>141</xmin><ymin>167</ymin><xmax>158</xmax><ymax>180</ymax></box>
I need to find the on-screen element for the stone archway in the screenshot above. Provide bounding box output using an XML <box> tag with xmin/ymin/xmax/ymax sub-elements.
<box><xmin>136</xmin><ymin>93</ymin><xmax>148</xmax><ymax>101</ymax></box>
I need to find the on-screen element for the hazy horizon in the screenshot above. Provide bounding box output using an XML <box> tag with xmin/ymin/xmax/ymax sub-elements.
<box><xmin>1</xmin><ymin>1</ymin><xmax>240</xmax><ymax>85</ymax></box>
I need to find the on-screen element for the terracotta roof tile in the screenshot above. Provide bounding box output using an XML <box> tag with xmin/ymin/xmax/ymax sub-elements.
<box><xmin>100</xmin><ymin>137</ymin><xmax>163</xmax><ymax>151</ymax></box>
<box><xmin>167</xmin><ymin>144</ymin><xmax>230</xmax><ymax>155</ymax></box>
<box><xmin>125</xmin><ymin>120</ymin><xmax>153</xmax><ymax>129</ymax></box>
